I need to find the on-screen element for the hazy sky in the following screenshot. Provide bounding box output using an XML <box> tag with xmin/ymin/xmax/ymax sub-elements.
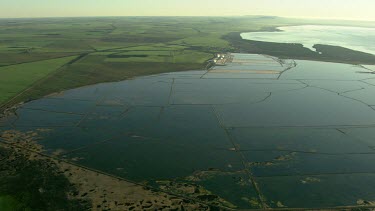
<box><xmin>1</xmin><ymin>0</ymin><xmax>375</xmax><ymax>21</ymax></box>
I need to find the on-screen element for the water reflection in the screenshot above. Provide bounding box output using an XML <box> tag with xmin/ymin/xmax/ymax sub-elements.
<box><xmin>241</xmin><ymin>25</ymin><xmax>375</xmax><ymax>55</ymax></box>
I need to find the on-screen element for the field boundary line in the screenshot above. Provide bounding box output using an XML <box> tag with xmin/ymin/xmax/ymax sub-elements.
<box><xmin>0</xmin><ymin>54</ymin><xmax>86</xmax><ymax>112</ymax></box>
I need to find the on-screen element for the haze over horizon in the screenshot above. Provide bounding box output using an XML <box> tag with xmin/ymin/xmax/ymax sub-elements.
<box><xmin>1</xmin><ymin>0</ymin><xmax>375</xmax><ymax>21</ymax></box>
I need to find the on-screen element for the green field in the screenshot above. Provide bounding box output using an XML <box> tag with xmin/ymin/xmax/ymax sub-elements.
<box><xmin>0</xmin><ymin>56</ymin><xmax>77</xmax><ymax>105</ymax></box>
<box><xmin>0</xmin><ymin>16</ymin><xmax>375</xmax><ymax>112</ymax></box>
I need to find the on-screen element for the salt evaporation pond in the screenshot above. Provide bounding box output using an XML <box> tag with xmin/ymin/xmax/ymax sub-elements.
<box><xmin>2</xmin><ymin>53</ymin><xmax>375</xmax><ymax>209</ymax></box>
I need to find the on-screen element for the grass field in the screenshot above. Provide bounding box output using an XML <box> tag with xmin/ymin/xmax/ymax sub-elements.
<box><xmin>0</xmin><ymin>16</ymin><xmax>374</xmax><ymax>113</ymax></box>
<box><xmin>0</xmin><ymin>56</ymin><xmax>77</xmax><ymax>105</ymax></box>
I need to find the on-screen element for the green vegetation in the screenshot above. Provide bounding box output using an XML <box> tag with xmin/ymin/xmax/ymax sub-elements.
<box><xmin>0</xmin><ymin>146</ymin><xmax>89</xmax><ymax>210</ymax></box>
<box><xmin>314</xmin><ymin>44</ymin><xmax>375</xmax><ymax>63</ymax></box>
<box><xmin>223</xmin><ymin>32</ymin><xmax>375</xmax><ymax>64</ymax></box>
<box><xmin>0</xmin><ymin>56</ymin><xmax>77</xmax><ymax>105</ymax></box>
<box><xmin>0</xmin><ymin>196</ymin><xmax>21</xmax><ymax>211</ymax></box>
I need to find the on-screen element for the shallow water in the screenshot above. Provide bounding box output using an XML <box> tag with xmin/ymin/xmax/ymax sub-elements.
<box><xmin>241</xmin><ymin>25</ymin><xmax>375</xmax><ymax>55</ymax></box>
<box><xmin>2</xmin><ymin>54</ymin><xmax>375</xmax><ymax>209</ymax></box>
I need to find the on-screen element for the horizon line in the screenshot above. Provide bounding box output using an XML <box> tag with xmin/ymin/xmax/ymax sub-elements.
<box><xmin>0</xmin><ymin>15</ymin><xmax>374</xmax><ymax>23</ymax></box>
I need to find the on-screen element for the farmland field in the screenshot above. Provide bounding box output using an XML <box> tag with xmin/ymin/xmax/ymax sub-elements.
<box><xmin>0</xmin><ymin>56</ymin><xmax>77</xmax><ymax>104</ymax></box>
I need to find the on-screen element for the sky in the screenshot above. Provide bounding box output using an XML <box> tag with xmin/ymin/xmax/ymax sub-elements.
<box><xmin>1</xmin><ymin>0</ymin><xmax>375</xmax><ymax>21</ymax></box>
